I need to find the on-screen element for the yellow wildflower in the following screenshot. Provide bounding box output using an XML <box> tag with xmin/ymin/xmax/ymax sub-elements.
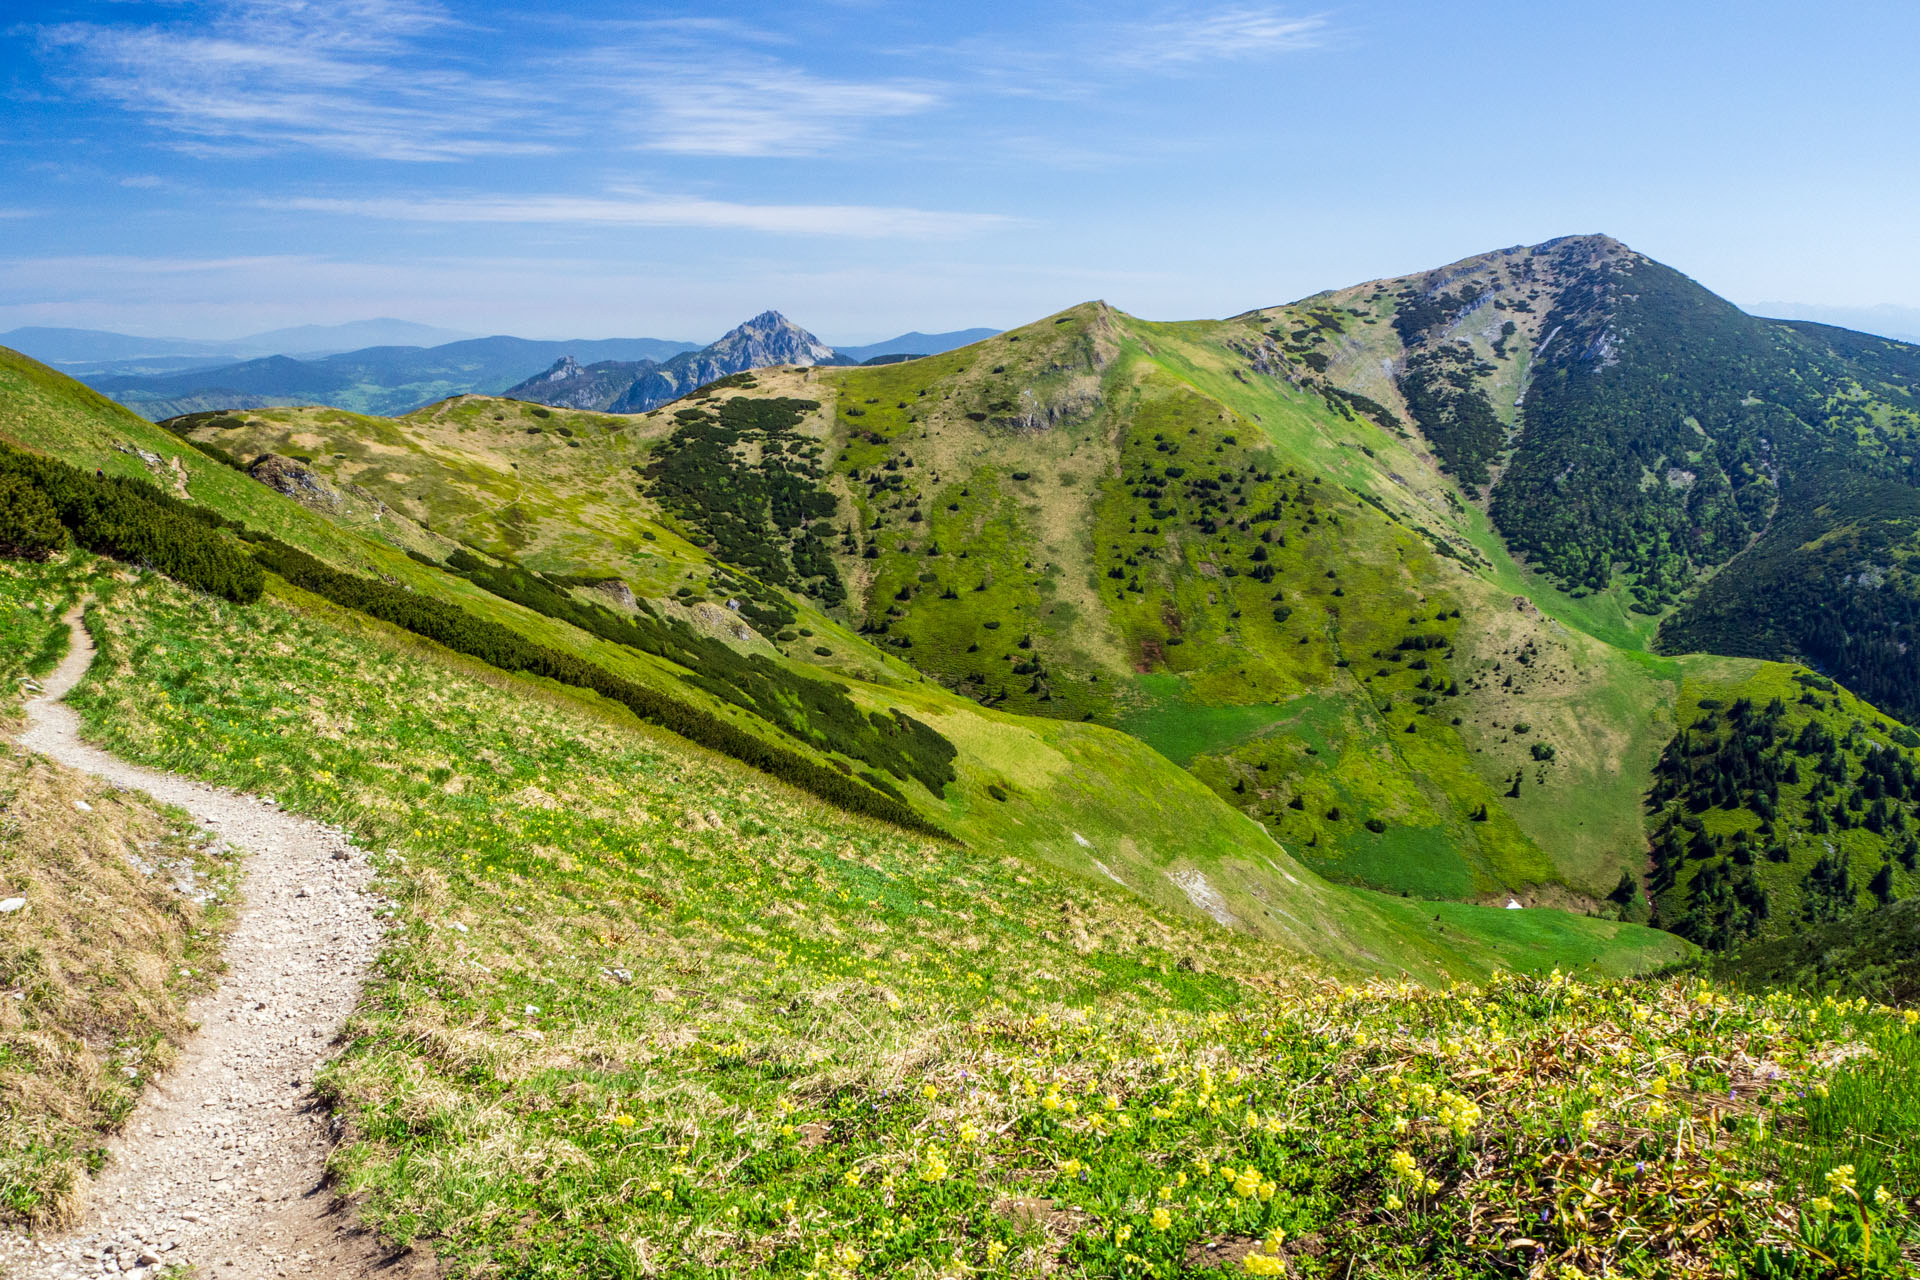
<box><xmin>919</xmin><ymin>1149</ymin><xmax>950</xmax><ymax>1184</ymax></box>
<box><xmin>1150</xmin><ymin>1207</ymin><xmax>1172</xmax><ymax>1231</ymax></box>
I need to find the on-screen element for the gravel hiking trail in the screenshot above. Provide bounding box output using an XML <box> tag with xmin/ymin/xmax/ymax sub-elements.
<box><xmin>1</xmin><ymin>610</ymin><xmax>418</xmax><ymax>1279</ymax></box>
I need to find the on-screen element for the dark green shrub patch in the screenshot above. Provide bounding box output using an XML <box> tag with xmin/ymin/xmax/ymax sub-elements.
<box><xmin>252</xmin><ymin>539</ymin><xmax>954</xmax><ymax>836</ymax></box>
<box><xmin>0</xmin><ymin>442</ymin><xmax>260</xmax><ymax>602</ymax></box>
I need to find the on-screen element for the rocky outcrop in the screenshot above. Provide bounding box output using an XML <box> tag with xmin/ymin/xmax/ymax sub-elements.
<box><xmin>503</xmin><ymin>356</ymin><xmax>658</xmax><ymax>411</ymax></box>
<box><xmin>246</xmin><ymin>453</ymin><xmax>341</xmax><ymax>511</ymax></box>
<box><xmin>610</xmin><ymin>311</ymin><xmax>844</xmax><ymax>413</ymax></box>
<box><xmin>504</xmin><ymin>310</ymin><xmax>844</xmax><ymax>415</ymax></box>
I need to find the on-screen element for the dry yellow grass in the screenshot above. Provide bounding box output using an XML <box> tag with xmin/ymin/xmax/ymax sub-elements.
<box><xmin>0</xmin><ymin>739</ymin><xmax>237</xmax><ymax>1227</ymax></box>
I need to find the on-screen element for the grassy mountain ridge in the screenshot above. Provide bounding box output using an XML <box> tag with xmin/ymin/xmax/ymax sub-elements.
<box><xmin>4</xmin><ymin>308</ymin><xmax>1920</xmax><ymax>1273</ymax></box>
<box><xmin>1298</xmin><ymin>236</ymin><xmax>1920</xmax><ymax>733</ymax></box>
<box><xmin>159</xmin><ymin>302</ymin><xmax>1684</xmax><ymax>912</ymax></box>
<box><xmin>1648</xmin><ymin>658</ymin><xmax>1920</xmax><ymax>950</ymax></box>
<box><xmin>0</xmin><ymin>343</ymin><xmax>1685</xmax><ymax>982</ymax></box>
<box><xmin>137</xmin><ymin>249</ymin><xmax>1920</xmax><ymax>958</ymax></box>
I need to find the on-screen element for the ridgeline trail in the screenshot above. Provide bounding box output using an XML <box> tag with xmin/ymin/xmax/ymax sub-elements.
<box><xmin>1</xmin><ymin>610</ymin><xmax>418</xmax><ymax>1279</ymax></box>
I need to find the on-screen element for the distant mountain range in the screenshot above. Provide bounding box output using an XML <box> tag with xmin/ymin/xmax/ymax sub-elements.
<box><xmin>49</xmin><ymin>316</ymin><xmax>999</xmax><ymax>419</ymax></box>
<box><xmin>834</xmin><ymin>328</ymin><xmax>999</xmax><ymax>364</ymax></box>
<box><xmin>508</xmin><ymin>310</ymin><xmax>874</xmax><ymax>413</ymax></box>
<box><xmin>75</xmin><ymin>335</ymin><xmax>703</xmax><ymax>419</ymax></box>
<box><xmin>0</xmin><ymin>319</ymin><xmax>478</xmax><ymax>373</ymax></box>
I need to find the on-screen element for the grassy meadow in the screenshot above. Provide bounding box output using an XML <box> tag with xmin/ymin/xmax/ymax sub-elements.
<box><xmin>34</xmin><ymin>562</ymin><xmax>1911</xmax><ymax>1277</ymax></box>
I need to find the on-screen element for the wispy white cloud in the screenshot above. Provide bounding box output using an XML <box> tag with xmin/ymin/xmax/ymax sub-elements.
<box><xmin>37</xmin><ymin>0</ymin><xmax>555</xmax><ymax>162</ymax></box>
<box><xmin>613</xmin><ymin>64</ymin><xmax>938</xmax><ymax>157</ymax></box>
<box><xmin>276</xmin><ymin>192</ymin><xmax>1011</xmax><ymax>239</ymax></box>
<box><xmin>35</xmin><ymin>1</ymin><xmax>946</xmax><ymax>163</ymax></box>
<box><xmin>1106</xmin><ymin>6</ymin><xmax>1329</xmax><ymax>67</ymax></box>
<box><xmin>943</xmin><ymin>4</ymin><xmax>1329</xmax><ymax>91</ymax></box>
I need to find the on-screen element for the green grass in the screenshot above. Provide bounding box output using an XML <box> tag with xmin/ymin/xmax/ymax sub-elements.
<box><xmin>47</xmin><ymin>564</ymin><xmax>1910</xmax><ymax>1279</ymax></box>
<box><xmin>39</xmin><ymin>315</ymin><xmax>1672</xmax><ymax>912</ymax></box>
<box><xmin>0</xmin><ymin>343</ymin><xmax>1699</xmax><ymax>989</ymax></box>
<box><xmin>818</xmin><ymin>315</ymin><xmax>1584</xmax><ymax>902</ymax></box>
<box><xmin>0</xmin><ymin>555</ymin><xmax>88</xmax><ymax>714</ymax></box>
<box><xmin>1112</xmin><ymin>675</ymin><xmax>1289</xmax><ymax>767</ymax></box>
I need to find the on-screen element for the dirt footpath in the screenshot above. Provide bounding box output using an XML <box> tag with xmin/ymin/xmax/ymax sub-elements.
<box><xmin>1</xmin><ymin>612</ymin><xmax>416</xmax><ymax>1278</ymax></box>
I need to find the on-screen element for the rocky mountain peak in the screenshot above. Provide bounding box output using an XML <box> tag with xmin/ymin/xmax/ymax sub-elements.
<box><xmin>709</xmin><ymin>310</ymin><xmax>836</xmax><ymax>368</ymax></box>
<box><xmin>536</xmin><ymin>355</ymin><xmax>583</xmax><ymax>383</ymax></box>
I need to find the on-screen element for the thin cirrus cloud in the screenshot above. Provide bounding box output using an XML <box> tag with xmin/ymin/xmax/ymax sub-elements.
<box><xmin>36</xmin><ymin>0</ymin><xmax>559</xmax><ymax>162</ymax></box>
<box><xmin>1105</xmin><ymin>6</ymin><xmax>1329</xmax><ymax>68</ymax></box>
<box><xmin>616</xmin><ymin>65</ymin><xmax>939</xmax><ymax>158</ymax></box>
<box><xmin>941</xmin><ymin>4</ymin><xmax>1328</xmax><ymax>101</ymax></box>
<box><xmin>35</xmin><ymin>0</ymin><xmax>943</xmax><ymax>163</ymax></box>
<box><xmin>277</xmin><ymin>193</ymin><xmax>1014</xmax><ymax>240</ymax></box>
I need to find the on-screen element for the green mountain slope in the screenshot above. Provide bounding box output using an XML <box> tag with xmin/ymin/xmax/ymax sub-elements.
<box><xmin>1712</xmin><ymin>895</ymin><xmax>1920</xmax><ymax>1003</ymax></box>
<box><xmin>31</xmin><ymin>555</ymin><xmax>1894</xmax><ymax>1279</ymax></box>
<box><xmin>1299</xmin><ymin>235</ymin><xmax>1920</xmax><ymax>724</ymax></box>
<box><xmin>138</xmin><ymin>244</ymin><xmax>1920</xmax><ymax>963</ymax></box>
<box><xmin>3</xmin><ymin>310</ymin><xmax>1918</xmax><ymax>1274</ymax></box>
<box><xmin>1648</xmin><ymin>658</ymin><xmax>1920</xmax><ymax>950</ymax></box>
<box><xmin>0</xmin><ymin>343</ymin><xmax>1687</xmax><ymax>982</ymax></box>
<box><xmin>44</xmin><ymin>231</ymin><xmax>1910</xmax><ymax>965</ymax></box>
<box><xmin>150</xmin><ymin>301</ymin><xmax>1674</xmax><ymax>914</ymax></box>
<box><xmin>165</xmin><ymin>319</ymin><xmax>1642</xmax><ymax>906</ymax></box>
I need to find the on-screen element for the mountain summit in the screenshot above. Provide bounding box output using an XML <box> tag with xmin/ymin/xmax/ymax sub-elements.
<box><xmin>505</xmin><ymin>310</ymin><xmax>844</xmax><ymax>413</ymax></box>
<box><xmin>708</xmin><ymin>309</ymin><xmax>836</xmax><ymax>368</ymax></box>
<box><xmin>608</xmin><ymin>310</ymin><xmax>840</xmax><ymax>413</ymax></box>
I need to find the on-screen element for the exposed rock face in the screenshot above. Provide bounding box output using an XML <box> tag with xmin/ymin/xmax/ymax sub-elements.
<box><xmin>246</xmin><ymin>453</ymin><xmax>341</xmax><ymax>511</ymax></box>
<box><xmin>503</xmin><ymin>356</ymin><xmax>658</xmax><ymax>411</ymax></box>
<box><xmin>610</xmin><ymin>311</ymin><xmax>843</xmax><ymax>413</ymax></box>
<box><xmin>503</xmin><ymin>311</ymin><xmax>845</xmax><ymax>414</ymax></box>
<box><xmin>586</xmin><ymin>577</ymin><xmax>637</xmax><ymax>610</ymax></box>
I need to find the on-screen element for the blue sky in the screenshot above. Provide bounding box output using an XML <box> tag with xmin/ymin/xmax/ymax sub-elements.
<box><xmin>4</xmin><ymin>0</ymin><xmax>1917</xmax><ymax>343</ymax></box>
